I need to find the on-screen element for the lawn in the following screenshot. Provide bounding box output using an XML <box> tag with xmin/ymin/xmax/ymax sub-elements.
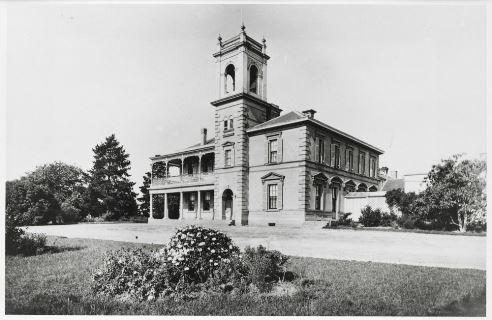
<box><xmin>5</xmin><ymin>236</ymin><xmax>486</xmax><ymax>316</ymax></box>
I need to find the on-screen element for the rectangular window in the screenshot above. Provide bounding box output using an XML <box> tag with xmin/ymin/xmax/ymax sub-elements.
<box><xmin>346</xmin><ymin>148</ymin><xmax>353</xmax><ymax>171</ymax></box>
<box><xmin>269</xmin><ymin>139</ymin><xmax>278</xmax><ymax>163</ymax></box>
<box><xmin>229</xmin><ymin>119</ymin><xmax>234</xmax><ymax>130</ymax></box>
<box><xmin>318</xmin><ymin>138</ymin><xmax>324</xmax><ymax>163</ymax></box>
<box><xmin>223</xmin><ymin>120</ymin><xmax>228</xmax><ymax>131</ymax></box>
<box><xmin>189</xmin><ymin>193</ymin><xmax>195</xmax><ymax>211</ymax></box>
<box><xmin>369</xmin><ymin>156</ymin><xmax>376</xmax><ymax>178</ymax></box>
<box><xmin>268</xmin><ymin>184</ymin><xmax>278</xmax><ymax>210</ymax></box>
<box><xmin>315</xmin><ymin>185</ymin><xmax>322</xmax><ymax>210</ymax></box>
<box><xmin>359</xmin><ymin>152</ymin><xmax>366</xmax><ymax>175</ymax></box>
<box><xmin>334</xmin><ymin>144</ymin><xmax>340</xmax><ymax>168</ymax></box>
<box><xmin>203</xmin><ymin>192</ymin><xmax>211</xmax><ymax>211</ymax></box>
<box><xmin>225</xmin><ymin>149</ymin><xmax>232</xmax><ymax>167</ymax></box>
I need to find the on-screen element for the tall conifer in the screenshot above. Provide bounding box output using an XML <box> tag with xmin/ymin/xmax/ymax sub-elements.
<box><xmin>88</xmin><ymin>134</ymin><xmax>137</xmax><ymax>219</ymax></box>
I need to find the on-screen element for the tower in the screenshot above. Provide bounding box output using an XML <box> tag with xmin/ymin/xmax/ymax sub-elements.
<box><xmin>211</xmin><ymin>25</ymin><xmax>281</xmax><ymax>225</ymax></box>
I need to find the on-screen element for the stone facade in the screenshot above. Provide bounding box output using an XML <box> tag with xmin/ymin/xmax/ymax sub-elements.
<box><xmin>148</xmin><ymin>26</ymin><xmax>383</xmax><ymax>227</ymax></box>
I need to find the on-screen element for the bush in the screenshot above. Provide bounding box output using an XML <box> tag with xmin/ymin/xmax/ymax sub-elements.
<box><xmin>92</xmin><ymin>248</ymin><xmax>171</xmax><ymax>301</ymax></box>
<box><xmin>6</xmin><ymin>217</ymin><xmax>47</xmax><ymax>256</ymax></box>
<box><xmin>242</xmin><ymin>245</ymin><xmax>289</xmax><ymax>292</ymax></box>
<box><xmin>397</xmin><ymin>214</ymin><xmax>417</xmax><ymax>229</ymax></box>
<box><xmin>92</xmin><ymin>227</ymin><xmax>294</xmax><ymax>301</ymax></box>
<box><xmin>161</xmin><ymin>225</ymin><xmax>240</xmax><ymax>284</ymax></box>
<box><xmin>338</xmin><ymin>213</ymin><xmax>353</xmax><ymax>226</ymax></box>
<box><xmin>381</xmin><ymin>212</ymin><xmax>398</xmax><ymax>227</ymax></box>
<box><xmin>359</xmin><ymin>206</ymin><xmax>382</xmax><ymax>227</ymax></box>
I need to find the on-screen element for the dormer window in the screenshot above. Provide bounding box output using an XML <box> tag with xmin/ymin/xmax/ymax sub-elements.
<box><xmin>249</xmin><ymin>65</ymin><xmax>258</xmax><ymax>94</ymax></box>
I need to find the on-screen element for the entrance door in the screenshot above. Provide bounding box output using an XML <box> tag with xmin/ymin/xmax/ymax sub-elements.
<box><xmin>222</xmin><ymin>189</ymin><xmax>233</xmax><ymax>220</ymax></box>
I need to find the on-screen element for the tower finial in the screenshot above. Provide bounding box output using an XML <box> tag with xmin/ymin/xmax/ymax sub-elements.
<box><xmin>218</xmin><ymin>33</ymin><xmax>222</xmax><ymax>42</ymax></box>
<box><xmin>241</xmin><ymin>22</ymin><xmax>246</xmax><ymax>32</ymax></box>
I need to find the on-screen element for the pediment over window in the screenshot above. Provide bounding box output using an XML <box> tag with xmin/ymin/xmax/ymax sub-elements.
<box><xmin>261</xmin><ymin>172</ymin><xmax>285</xmax><ymax>182</ymax></box>
<box><xmin>312</xmin><ymin>173</ymin><xmax>329</xmax><ymax>186</ymax></box>
<box><xmin>222</xmin><ymin>141</ymin><xmax>235</xmax><ymax>147</ymax></box>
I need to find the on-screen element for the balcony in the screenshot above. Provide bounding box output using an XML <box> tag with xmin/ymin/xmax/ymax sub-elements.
<box><xmin>152</xmin><ymin>171</ymin><xmax>215</xmax><ymax>186</ymax></box>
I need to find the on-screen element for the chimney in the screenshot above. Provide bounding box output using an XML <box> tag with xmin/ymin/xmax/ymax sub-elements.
<box><xmin>201</xmin><ymin>128</ymin><xmax>207</xmax><ymax>145</ymax></box>
<box><xmin>302</xmin><ymin>109</ymin><xmax>317</xmax><ymax>119</ymax></box>
<box><xmin>378</xmin><ymin>166</ymin><xmax>389</xmax><ymax>177</ymax></box>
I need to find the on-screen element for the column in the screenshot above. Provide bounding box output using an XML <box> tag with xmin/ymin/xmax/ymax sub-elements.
<box><xmin>180</xmin><ymin>191</ymin><xmax>184</xmax><ymax>219</ymax></box>
<box><xmin>149</xmin><ymin>193</ymin><xmax>154</xmax><ymax>221</ymax></box>
<box><xmin>181</xmin><ymin>156</ymin><xmax>184</xmax><ymax>176</ymax></box>
<box><xmin>163</xmin><ymin>193</ymin><xmax>168</xmax><ymax>219</ymax></box>
<box><xmin>197</xmin><ymin>191</ymin><xmax>201</xmax><ymax>219</ymax></box>
<box><xmin>165</xmin><ymin>161</ymin><xmax>168</xmax><ymax>178</ymax></box>
<box><xmin>198</xmin><ymin>154</ymin><xmax>202</xmax><ymax>177</ymax></box>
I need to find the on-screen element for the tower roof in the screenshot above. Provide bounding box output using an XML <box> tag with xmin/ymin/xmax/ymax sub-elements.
<box><xmin>213</xmin><ymin>24</ymin><xmax>269</xmax><ymax>60</ymax></box>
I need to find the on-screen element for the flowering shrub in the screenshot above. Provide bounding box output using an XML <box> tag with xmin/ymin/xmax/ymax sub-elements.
<box><xmin>158</xmin><ymin>225</ymin><xmax>240</xmax><ymax>284</ymax></box>
<box><xmin>92</xmin><ymin>248</ymin><xmax>171</xmax><ymax>301</ymax></box>
<box><xmin>92</xmin><ymin>226</ymin><xmax>294</xmax><ymax>301</ymax></box>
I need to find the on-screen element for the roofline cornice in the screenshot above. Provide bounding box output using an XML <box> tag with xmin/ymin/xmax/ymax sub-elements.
<box><xmin>210</xmin><ymin>92</ymin><xmax>281</xmax><ymax>112</ymax></box>
<box><xmin>247</xmin><ymin>118</ymin><xmax>384</xmax><ymax>155</ymax></box>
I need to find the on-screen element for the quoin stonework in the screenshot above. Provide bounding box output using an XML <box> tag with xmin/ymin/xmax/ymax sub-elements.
<box><xmin>148</xmin><ymin>25</ymin><xmax>384</xmax><ymax>226</ymax></box>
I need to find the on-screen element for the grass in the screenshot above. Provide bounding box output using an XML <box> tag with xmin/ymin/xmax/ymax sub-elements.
<box><xmin>5</xmin><ymin>236</ymin><xmax>486</xmax><ymax>316</ymax></box>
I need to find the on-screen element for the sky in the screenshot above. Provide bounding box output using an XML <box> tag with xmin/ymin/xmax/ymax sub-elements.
<box><xmin>5</xmin><ymin>3</ymin><xmax>486</xmax><ymax>190</ymax></box>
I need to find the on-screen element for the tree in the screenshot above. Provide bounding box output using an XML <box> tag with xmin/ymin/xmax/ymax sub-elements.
<box><xmin>137</xmin><ymin>172</ymin><xmax>151</xmax><ymax>217</ymax></box>
<box><xmin>385</xmin><ymin>188</ymin><xmax>419</xmax><ymax>216</ymax></box>
<box><xmin>421</xmin><ymin>154</ymin><xmax>486</xmax><ymax>232</ymax></box>
<box><xmin>6</xmin><ymin>162</ymin><xmax>88</xmax><ymax>225</ymax></box>
<box><xmin>88</xmin><ymin>134</ymin><xmax>138</xmax><ymax>219</ymax></box>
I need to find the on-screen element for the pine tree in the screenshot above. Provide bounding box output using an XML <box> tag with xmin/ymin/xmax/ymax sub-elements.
<box><xmin>137</xmin><ymin>172</ymin><xmax>151</xmax><ymax>217</ymax></box>
<box><xmin>88</xmin><ymin>134</ymin><xmax>137</xmax><ymax>219</ymax></box>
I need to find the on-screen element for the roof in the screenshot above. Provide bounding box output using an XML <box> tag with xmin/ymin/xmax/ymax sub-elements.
<box><xmin>381</xmin><ymin>178</ymin><xmax>404</xmax><ymax>191</ymax></box>
<box><xmin>150</xmin><ymin>138</ymin><xmax>215</xmax><ymax>160</ymax></box>
<box><xmin>247</xmin><ymin>110</ymin><xmax>384</xmax><ymax>154</ymax></box>
<box><xmin>248</xmin><ymin>111</ymin><xmax>305</xmax><ymax>131</ymax></box>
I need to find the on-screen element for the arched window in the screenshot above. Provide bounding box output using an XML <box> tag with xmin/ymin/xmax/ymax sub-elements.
<box><xmin>249</xmin><ymin>65</ymin><xmax>258</xmax><ymax>94</ymax></box>
<box><xmin>225</xmin><ymin>64</ymin><xmax>235</xmax><ymax>93</ymax></box>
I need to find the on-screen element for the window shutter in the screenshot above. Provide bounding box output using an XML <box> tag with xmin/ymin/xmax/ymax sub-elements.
<box><xmin>324</xmin><ymin>140</ymin><xmax>329</xmax><ymax>165</ymax></box>
<box><xmin>278</xmin><ymin>138</ymin><xmax>283</xmax><ymax>163</ymax></box>
<box><xmin>345</xmin><ymin>150</ymin><xmax>350</xmax><ymax>171</ymax></box>
<box><xmin>277</xmin><ymin>182</ymin><xmax>283</xmax><ymax>210</ymax></box>
<box><xmin>331</xmin><ymin>144</ymin><xmax>336</xmax><ymax>167</ymax></box>
<box><xmin>264</xmin><ymin>139</ymin><xmax>269</xmax><ymax>164</ymax></box>
<box><xmin>314</xmin><ymin>138</ymin><xmax>319</xmax><ymax>162</ymax></box>
<box><xmin>263</xmin><ymin>182</ymin><xmax>267</xmax><ymax>211</ymax></box>
<box><xmin>338</xmin><ymin>147</ymin><xmax>342</xmax><ymax>169</ymax></box>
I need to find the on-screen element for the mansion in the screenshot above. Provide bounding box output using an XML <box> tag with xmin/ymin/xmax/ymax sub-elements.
<box><xmin>148</xmin><ymin>25</ymin><xmax>384</xmax><ymax>226</ymax></box>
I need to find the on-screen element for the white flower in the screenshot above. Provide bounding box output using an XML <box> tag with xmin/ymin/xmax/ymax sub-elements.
<box><xmin>229</xmin><ymin>245</ymin><xmax>233</xmax><ymax>249</ymax></box>
<box><xmin>184</xmin><ymin>267</ymin><xmax>189</xmax><ymax>271</ymax></box>
<box><xmin>211</xmin><ymin>249</ymin><xmax>215</xmax><ymax>253</ymax></box>
<box><xmin>198</xmin><ymin>242</ymin><xmax>205</xmax><ymax>246</ymax></box>
<box><xmin>214</xmin><ymin>262</ymin><xmax>218</xmax><ymax>266</ymax></box>
<box><xmin>212</xmin><ymin>237</ymin><xmax>216</xmax><ymax>241</ymax></box>
<box><xmin>181</xmin><ymin>234</ymin><xmax>186</xmax><ymax>239</ymax></box>
<box><xmin>209</xmin><ymin>259</ymin><xmax>213</xmax><ymax>262</ymax></box>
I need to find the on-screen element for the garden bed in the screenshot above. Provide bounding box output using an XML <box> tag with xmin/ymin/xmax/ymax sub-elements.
<box><xmin>5</xmin><ymin>236</ymin><xmax>486</xmax><ymax>316</ymax></box>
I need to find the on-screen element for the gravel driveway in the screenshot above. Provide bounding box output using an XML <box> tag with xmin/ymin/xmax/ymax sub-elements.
<box><xmin>24</xmin><ymin>222</ymin><xmax>486</xmax><ymax>270</ymax></box>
